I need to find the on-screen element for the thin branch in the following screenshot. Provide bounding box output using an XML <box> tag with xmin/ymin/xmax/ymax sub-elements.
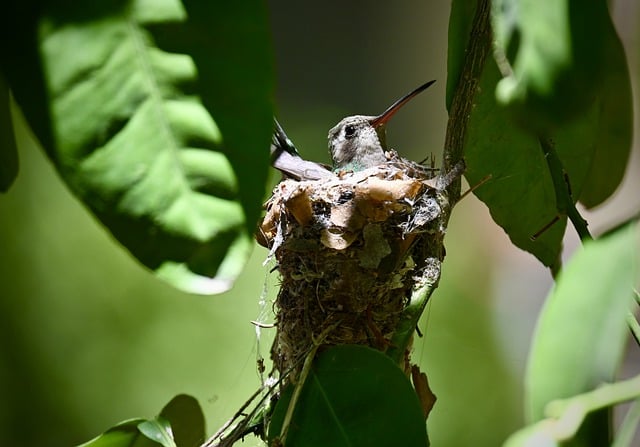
<box><xmin>505</xmin><ymin>375</ymin><xmax>640</xmax><ymax>445</ymax></box>
<box><xmin>544</xmin><ymin>374</ymin><xmax>640</xmax><ymax>440</ymax></box>
<box><xmin>442</xmin><ymin>0</ymin><xmax>492</xmax><ymax>205</ymax></box>
<box><xmin>626</xmin><ymin>312</ymin><xmax>640</xmax><ymax>347</ymax></box>
<box><xmin>538</xmin><ymin>137</ymin><xmax>592</xmax><ymax>241</ymax></box>
<box><xmin>387</xmin><ymin>282</ymin><xmax>438</xmax><ymax>364</ymax></box>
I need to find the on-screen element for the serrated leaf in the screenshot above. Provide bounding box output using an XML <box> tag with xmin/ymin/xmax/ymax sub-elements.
<box><xmin>159</xmin><ymin>394</ymin><xmax>205</xmax><ymax>447</ymax></box>
<box><xmin>0</xmin><ymin>73</ymin><xmax>18</xmax><ymax>192</ymax></box>
<box><xmin>77</xmin><ymin>418</ymin><xmax>162</xmax><ymax>447</ymax></box>
<box><xmin>268</xmin><ymin>345</ymin><xmax>428</xmax><ymax>447</ymax></box>
<box><xmin>2</xmin><ymin>0</ymin><xmax>273</xmax><ymax>294</ymax></box>
<box><xmin>526</xmin><ymin>221</ymin><xmax>639</xmax><ymax>444</ymax></box>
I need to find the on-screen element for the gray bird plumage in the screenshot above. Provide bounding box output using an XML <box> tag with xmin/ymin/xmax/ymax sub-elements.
<box><xmin>327</xmin><ymin>115</ymin><xmax>388</xmax><ymax>171</ymax></box>
<box><xmin>328</xmin><ymin>80</ymin><xmax>436</xmax><ymax>171</ymax></box>
<box><xmin>271</xmin><ymin>118</ymin><xmax>333</xmax><ymax>181</ymax></box>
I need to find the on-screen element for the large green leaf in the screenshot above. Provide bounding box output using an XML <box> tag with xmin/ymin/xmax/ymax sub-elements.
<box><xmin>452</xmin><ymin>0</ymin><xmax>632</xmax><ymax>267</ymax></box>
<box><xmin>525</xmin><ymin>221</ymin><xmax>639</xmax><ymax>445</ymax></box>
<box><xmin>447</xmin><ymin>0</ymin><xmax>568</xmax><ymax>267</ymax></box>
<box><xmin>491</xmin><ymin>0</ymin><xmax>608</xmax><ymax>127</ymax></box>
<box><xmin>1</xmin><ymin>0</ymin><xmax>273</xmax><ymax>294</ymax></box>
<box><xmin>268</xmin><ymin>345</ymin><xmax>428</xmax><ymax>447</ymax></box>
<box><xmin>462</xmin><ymin>60</ymin><xmax>567</xmax><ymax>268</ymax></box>
<box><xmin>491</xmin><ymin>0</ymin><xmax>632</xmax><ymax>208</ymax></box>
<box><xmin>576</xmin><ymin>18</ymin><xmax>633</xmax><ymax>208</ymax></box>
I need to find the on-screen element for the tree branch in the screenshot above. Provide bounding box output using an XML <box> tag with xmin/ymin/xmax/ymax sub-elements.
<box><xmin>442</xmin><ymin>0</ymin><xmax>492</xmax><ymax>205</ymax></box>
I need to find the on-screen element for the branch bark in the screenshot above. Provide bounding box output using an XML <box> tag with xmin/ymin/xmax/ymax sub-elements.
<box><xmin>443</xmin><ymin>0</ymin><xmax>492</xmax><ymax>205</ymax></box>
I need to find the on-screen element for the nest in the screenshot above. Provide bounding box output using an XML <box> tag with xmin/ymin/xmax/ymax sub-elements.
<box><xmin>257</xmin><ymin>154</ymin><xmax>459</xmax><ymax>380</ymax></box>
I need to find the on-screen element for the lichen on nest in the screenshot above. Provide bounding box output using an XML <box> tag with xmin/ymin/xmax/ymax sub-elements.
<box><xmin>257</xmin><ymin>155</ymin><xmax>461</xmax><ymax>380</ymax></box>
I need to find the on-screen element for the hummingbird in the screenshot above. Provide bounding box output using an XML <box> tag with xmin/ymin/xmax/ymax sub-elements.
<box><xmin>328</xmin><ymin>80</ymin><xmax>436</xmax><ymax>171</ymax></box>
<box><xmin>270</xmin><ymin>118</ymin><xmax>333</xmax><ymax>181</ymax></box>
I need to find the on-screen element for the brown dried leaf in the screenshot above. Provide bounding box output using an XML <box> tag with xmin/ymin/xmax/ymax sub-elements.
<box><xmin>411</xmin><ymin>364</ymin><xmax>437</xmax><ymax>420</ymax></box>
<box><xmin>359</xmin><ymin>178</ymin><xmax>424</xmax><ymax>202</ymax></box>
<box><xmin>320</xmin><ymin>227</ymin><xmax>358</xmax><ymax>249</ymax></box>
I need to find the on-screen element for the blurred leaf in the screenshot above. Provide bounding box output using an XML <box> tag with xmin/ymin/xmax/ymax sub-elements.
<box><xmin>268</xmin><ymin>345</ymin><xmax>428</xmax><ymax>447</ymax></box>
<box><xmin>613</xmin><ymin>399</ymin><xmax>640</xmax><ymax>447</ymax></box>
<box><xmin>0</xmin><ymin>73</ymin><xmax>18</xmax><ymax>192</ymax></box>
<box><xmin>78</xmin><ymin>395</ymin><xmax>204</xmax><ymax>447</ymax></box>
<box><xmin>138</xmin><ymin>418</ymin><xmax>176</xmax><ymax>447</ymax></box>
<box><xmin>577</xmin><ymin>19</ymin><xmax>633</xmax><ymax>208</ymax></box>
<box><xmin>78</xmin><ymin>418</ymin><xmax>163</xmax><ymax>447</ymax></box>
<box><xmin>490</xmin><ymin>0</ymin><xmax>632</xmax><ymax>208</ymax></box>
<box><xmin>526</xmin><ymin>221</ymin><xmax>639</xmax><ymax>444</ymax></box>
<box><xmin>1</xmin><ymin>0</ymin><xmax>273</xmax><ymax>294</ymax></box>
<box><xmin>502</xmin><ymin>420</ymin><xmax>558</xmax><ymax>447</ymax></box>
<box><xmin>159</xmin><ymin>394</ymin><xmax>205</xmax><ymax>447</ymax></box>
<box><xmin>491</xmin><ymin>0</ymin><xmax>609</xmax><ymax>128</ymax></box>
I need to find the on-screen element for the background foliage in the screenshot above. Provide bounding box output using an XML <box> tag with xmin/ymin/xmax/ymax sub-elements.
<box><xmin>0</xmin><ymin>0</ymin><xmax>639</xmax><ymax>446</ymax></box>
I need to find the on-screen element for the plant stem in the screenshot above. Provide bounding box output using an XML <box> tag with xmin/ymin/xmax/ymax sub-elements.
<box><xmin>545</xmin><ymin>374</ymin><xmax>640</xmax><ymax>440</ymax></box>
<box><xmin>626</xmin><ymin>311</ymin><xmax>640</xmax><ymax>347</ymax></box>
<box><xmin>387</xmin><ymin>282</ymin><xmax>438</xmax><ymax>364</ymax></box>
<box><xmin>538</xmin><ymin>137</ymin><xmax>592</xmax><ymax>242</ymax></box>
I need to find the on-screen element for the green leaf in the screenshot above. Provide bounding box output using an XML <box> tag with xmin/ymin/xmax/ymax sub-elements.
<box><xmin>77</xmin><ymin>418</ymin><xmax>163</xmax><ymax>447</ymax></box>
<box><xmin>138</xmin><ymin>418</ymin><xmax>176</xmax><ymax>447</ymax></box>
<box><xmin>453</xmin><ymin>0</ymin><xmax>632</xmax><ymax>265</ymax></box>
<box><xmin>78</xmin><ymin>395</ymin><xmax>204</xmax><ymax>447</ymax></box>
<box><xmin>268</xmin><ymin>345</ymin><xmax>428</xmax><ymax>447</ymax></box>
<box><xmin>491</xmin><ymin>0</ymin><xmax>632</xmax><ymax>208</ymax></box>
<box><xmin>462</xmin><ymin>40</ymin><xmax>630</xmax><ymax>268</ymax></box>
<box><xmin>159</xmin><ymin>394</ymin><xmax>205</xmax><ymax>447</ymax></box>
<box><xmin>463</xmin><ymin>60</ymin><xmax>566</xmax><ymax>268</ymax></box>
<box><xmin>489</xmin><ymin>0</ymin><xmax>633</xmax><ymax>211</ymax></box>
<box><xmin>502</xmin><ymin>420</ymin><xmax>559</xmax><ymax>447</ymax></box>
<box><xmin>0</xmin><ymin>73</ymin><xmax>18</xmax><ymax>192</ymax></box>
<box><xmin>491</xmin><ymin>0</ymin><xmax>610</xmax><ymax>128</ymax></box>
<box><xmin>2</xmin><ymin>0</ymin><xmax>273</xmax><ymax>294</ymax></box>
<box><xmin>576</xmin><ymin>17</ymin><xmax>633</xmax><ymax>208</ymax></box>
<box><xmin>526</xmin><ymin>221</ymin><xmax>639</xmax><ymax>444</ymax></box>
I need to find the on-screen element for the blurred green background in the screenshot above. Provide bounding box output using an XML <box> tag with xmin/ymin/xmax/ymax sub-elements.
<box><xmin>1</xmin><ymin>1</ymin><xmax>638</xmax><ymax>446</ymax></box>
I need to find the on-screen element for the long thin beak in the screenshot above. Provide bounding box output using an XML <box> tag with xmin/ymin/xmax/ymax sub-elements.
<box><xmin>370</xmin><ymin>80</ymin><xmax>436</xmax><ymax>128</ymax></box>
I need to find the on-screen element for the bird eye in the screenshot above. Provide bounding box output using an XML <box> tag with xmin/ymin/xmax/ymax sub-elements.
<box><xmin>344</xmin><ymin>125</ymin><xmax>356</xmax><ymax>138</ymax></box>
